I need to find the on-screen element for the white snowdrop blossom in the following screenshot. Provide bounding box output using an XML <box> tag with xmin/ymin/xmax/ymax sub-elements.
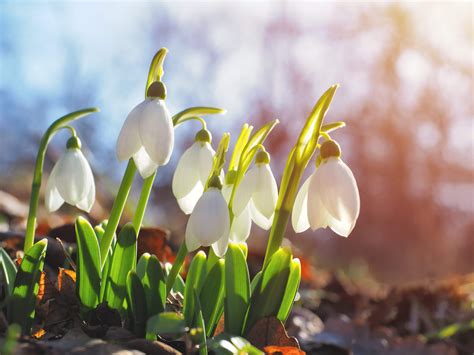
<box><xmin>232</xmin><ymin>153</ymin><xmax>278</xmax><ymax>230</ymax></box>
<box><xmin>292</xmin><ymin>142</ymin><xmax>360</xmax><ymax>237</ymax></box>
<box><xmin>45</xmin><ymin>139</ymin><xmax>95</xmax><ymax>213</ymax></box>
<box><xmin>172</xmin><ymin>131</ymin><xmax>215</xmax><ymax>214</ymax></box>
<box><xmin>185</xmin><ymin>186</ymin><xmax>230</xmax><ymax>257</ymax></box>
<box><xmin>222</xmin><ymin>183</ymin><xmax>252</xmax><ymax>243</ymax></box>
<box><xmin>116</xmin><ymin>98</ymin><xmax>174</xmax><ymax>179</ymax></box>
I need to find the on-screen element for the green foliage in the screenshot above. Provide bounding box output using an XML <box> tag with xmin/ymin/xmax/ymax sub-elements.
<box><xmin>142</xmin><ymin>255</ymin><xmax>166</xmax><ymax>316</ymax></box>
<box><xmin>8</xmin><ymin>239</ymin><xmax>48</xmax><ymax>334</ymax></box>
<box><xmin>193</xmin><ymin>290</ymin><xmax>207</xmax><ymax>355</ymax></box>
<box><xmin>277</xmin><ymin>258</ymin><xmax>301</xmax><ymax>322</ymax></box>
<box><xmin>209</xmin><ymin>333</ymin><xmax>263</xmax><ymax>355</ymax></box>
<box><xmin>183</xmin><ymin>251</ymin><xmax>207</xmax><ymax>326</ymax></box>
<box><xmin>126</xmin><ymin>270</ymin><xmax>147</xmax><ymax>337</ymax></box>
<box><xmin>224</xmin><ymin>243</ymin><xmax>250</xmax><ymax>336</ymax></box>
<box><xmin>75</xmin><ymin>217</ymin><xmax>101</xmax><ymax>311</ymax></box>
<box><xmin>244</xmin><ymin>247</ymin><xmax>292</xmax><ymax>334</ymax></box>
<box><xmin>102</xmin><ymin>223</ymin><xmax>137</xmax><ymax>311</ymax></box>
<box><xmin>164</xmin><ymin>262</ymin><xmax>185</xmax><ymax>295</ymax></box>
<box><xmin>146</xmin><ymin>312</ymin><xmax>187</xmax><ymax>337</ymax></box>
<box><xmin>173</xmin><ymin>107</ymin><xmax>227</xmax><ymax>127</ymax></box>
<box><xmin>0</xmin><ymin>247</ymin><xmax>17</xmax><ymax>297</ymax></box>
<box><xmin>200</xmin><ymin>259</ymin><xmax>225</xmax><ymax>336</ymax></box>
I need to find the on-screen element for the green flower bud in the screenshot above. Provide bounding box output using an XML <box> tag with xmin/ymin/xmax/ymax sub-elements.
<box><xmin>320</xmin><ymin>140</ymin><xmax>341</xmax><ymax>159</ymax></box>
<box><xmin>146</xmin><ymin>81</ymin><xmax>167</xmax><ymax>100</ymax></box>
<box><xmin>195</xmin><ymin>128</ymin><xmax>212</xmax><ymax>143</ymax></box>
<box><xmin>66</xmin><ymin>136</ymin><xmax>82</xmax><ymax>149</ymax></box>
<box><xmin>255</xmin><ymin>150</ymin><xmax>270</xmax><ymax>164</ymax></box>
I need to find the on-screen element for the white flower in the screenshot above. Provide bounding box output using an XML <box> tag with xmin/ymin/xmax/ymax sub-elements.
<box><xmin>45</xmin><ymin>147</ymin><xmax>95</xmax><ymax>213</ymax></box>
<box><xmin>116</xmin><ymin>99</ymin><xmax>174</xmax><ymax>179</ymax></box>
<box><xmin>222</xmin><ymin>183</ymin><xmax>252</xmax><ymax>243</ymax></box>
<box><xmin>172</xmin><ymin>140</ymin><xmax>215</xmax><ymax>214</ymax></box>
<box><xmin>232</xmin><ymin>161</ymin><xmax>278</xmax><ymax>230</ymax></box>
<box><xmin>185</xmin><ymin>187</ymin><xmax>230</xmax><ymax>257</ymax></box>
<box><xmin>292</xmin><ymin>157</ymin><xmax>360</xmax><ymax>237</ymax></box>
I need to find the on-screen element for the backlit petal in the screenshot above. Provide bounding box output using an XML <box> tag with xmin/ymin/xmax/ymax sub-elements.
<box><xmin>211</xmin><ymin>233</ymin><xmax>229</xmax><ymax>258</ymax></box>
<box><xmin>139</xmin><ymin>99</ymin><xmax>174</xmax><ymax>165</ymax></box>
<box><xmin>76</xmin><ymin>179</ymin><xmax>96</xmax><ymax>212</ymax></box>
<box><xmin>198</xmin><ymin>142</ymin><xmax>215</xmax><ymax>184</ymax></box>
<box><xmin>291</xmin><ymin>175</ymin><xmax>311</xmax><ymax>233</ymax></box>
<box><xmin>176</xmin><ymin>182</ymin><xmax>204</xmax><ymax>215</ymax></box>
<box><xmin>45</xmin><ymin>165</ymin><xmax>64</xmax><ymax>212</ymax></box>
<box><xmin>230</xmin><ymin>206</ymin><xmax>252</xmax><ymax>243</ymax></box>
<box><xmin>55</xmin><ymin>149</ymin><xmax>93</xmax><ymax>205</ymax></box>
<box><xmin>116</xmin><ymin>101</ymin><xmax>145</xmax><ymax>161</ymax></box>
<box><xmin>133</xmin><ymin>147</ymin><xmax>159</xmax><ymax>178</ymax></box>
<box><xmin>172</xmin><ymin>143</ymin><xmax>201</xmax><ymax>199</ymax></box>
<box><xmin>185</xmin><ymin>220</ymin><xmax>201</xmax><ymax>252</ymax></box>
<box><xmin>232</xmin><ymin>167</ymin><xmax>258</xmax><ymax>216</ymax></box>
<box><xmin>251</xmin><ymin>164</ymin><xmax>278</xmax><ymax>219</ymax></box>
<box><xmin>249</xmin><ymin>201</ymin><xmax>273</xmax><ymax>230</ymax></box>
<box><xmin>307</xmin><ymin>185</ymin><xmax>331</xmax><ymax>231</ymax></box>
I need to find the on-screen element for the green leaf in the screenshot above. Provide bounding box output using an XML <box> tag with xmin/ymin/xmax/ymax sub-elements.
<box><xmin>0</xmin><ymin>247</ymin><xmax>17</xmax><ymax>296</ymax></box>
<box><xmin>172</xmin><ymin>107</ymin><xmax>226</xmax><ymax>127</ymax></box>
<box><xmin>136</xmin><ymin>253</ymin><xmax>151</xmax><ymax>280</ymax></box>
<box><xmin>244</xmin><ymin>247</ymin><xmax>292</xmax><ymax>334</ymax></box>
<box><xmin>164</xmin><ymin>262</ymin><xmax>185</xmax><ymax>295</ymax></box>
<box><xmin>277</xmin><ymin>258</ymin><xmax>301</xmax><ymax>322</ymax></box>
<box><xmin>126</xmin><ymin>270</ymin><xmax>147</xmax><ymax>337</ymax></box>
<box><xmin>250</xmin><ymin>271</ymin><xmax>262</xmax><ymax>295</ymax></box>
<box><xmin>193</xmin><ymin>290</ymin><xmax>207</xmax><ymax>355</ymax></box>
<box><xmin>145</xmin><ymin>48</ymin><xmax>168</xmax><ymax>94</ymax></box>
<box><xmin>242</xmin><ymin>119</ymin><xmax>279</xmax><ymax>161</ymax></box>
<box><xmin>209</xmin><ymin>333</ymin><xmax>264</xmax><ymax>355</ymax></box>
<box><xmin>8</xmin><ymin>239</ymin><xmax>48</xmax><ymax>334</ymax></box>
<box><xmin>228</xmin><ymin>124</ymin><xmax>253</xmax><ymax>171</ymax></box>
<box><xmin>75</xmin><ymin>217</ymin><xmax>101</xmax><ymax>311</ymax></box>
<box><xmin>200</xmin><ymin>259</ymin><xmax>225</xmax><ymax>337</ymax></box>
<box><xmin>146</xmin><ymin>312</ymin><xmax>187</xmax><ymax>337</ymax></box>
<box><xmin>142</xmin><ymin>255</ymin><xmax>166</xmax><ymax>317</ymax></box>
<box><xmin>183</xmin><ymin>251</ymin><xmax>207</xmax><ymax>326</ymax></box>
<box><xmin>224</xmin><ymin>243</ymin><xmax>250</xmax><ymax>336</ymax></box>
<box><xmin>103</xmin><ymin>223</ymin><xmax>137</xmax><ymax>311</ymax></box>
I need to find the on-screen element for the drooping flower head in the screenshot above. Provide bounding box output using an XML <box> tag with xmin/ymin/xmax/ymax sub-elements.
<box><xmin>292</xmin><ymin>140</ymin><xmax>360</xmax><ymax>237</ymax></box>
<box><xmin>185</xmin><ymin>175</ymin><xmax>230</xmax><ymax>257</ymax></box>
<box><xmin>232</xmin><ymin>150</ymin><xmax>278</xmax><ymax>230</ymax></box>
<box><xmin>116</xmin><ymin>82</ymin><xmax>174</xmax><ymax>179</ymax></box>
<box><xmin>172</xmin><ymin>129</ymin><xmax>215</xmax><ymax>214</ymax></box>
<box><xmin>45</xmin><ymin>136</ymin><xmax>95</xmax><ymax>213</ymax></box>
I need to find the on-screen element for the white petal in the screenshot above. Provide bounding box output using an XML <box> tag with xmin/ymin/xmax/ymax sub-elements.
<box><xmin>211</xmin><ymin>233</ymin><xmax>229</xmax><ymax>258</ymax></box>
<box><xmin>133</xmin><ymin>147</ymin><xmax>159</xmax><ymax>178</ymax></box>
<box><xmin>328</xmin><ymin>217</ymin><xmax>354</xmax><ymax>237</ymax></box>
<box><xmin>251</xmin><ymin>164</ymin><xmax>278</xmax><ymax>219</ymax></box>
<box><xmin>249</xmin><ymin>201</ymin><xmax>273</xmax><ymax>230</ymax></box>
<box><xmin>198</xmin><ymin>142</ymin><xmax>215</xmax><ymax>184</ymax></box>
<box><xmin>185</xmin><ymin>221</ymin><xmax>201</xmax><ymax>252</ymax></box>
<box><xmin>76</xmin><ymin>179</ymin><xmax>96</xmax><ymax>212</ymax></box>
<box><xmin>116</xmin><ymin>101</ymin><xmax>145</xmax><ymax>161</ymax></box>
<box><xmin>230</xmin><ymin>206</ymin><xmax>252</xmax><ymax>243</ymax></box>
<box><xmin>314</xmin><ymin>158</ymin><xmax>360</xmax><ymax>225</ymax></box>
<box><xmin>291</xmin><ymin>175</ymin><xmax>311</xmax><ymax>233</ymax></box>
<box><xmin>176</xmin><ymin>182</ymin><xmax>204</xmax><ymax>215</ymax></box>
<box><xmin>232</xmin><ymin>167</ymin><xmax>258</xmax><ymax>216</ymax></box>
<box><xmin>55</xmin><ymin>149</ymin><xmax>94</xmax><ymax>205</ymax></box>
<box><xmin>307</xmin><ymin>185</ymin><xmax>332</xmax><ymax>231</ymax></box>
<box><xmin>172</xmin><ymin>143</ymin><xmax>201</xmax><ymax>199</ymax></box>
<box><xmin>186</xmin><ymin>188</ymin><xmax>230</xmax><ymax>247</ymax></box>
<box><xmin>45</xmin><ymin>164</ymin><xmax>64</xmax><ymax>212</ymax></box>
<box><xmin>138</xmin><ymin>100</ymin><xmax>174</xmax><ymax>166</ymax></box>
<box><xmin>222</xmin><ymin>184</ymin><xmax>233</xmax><ymax>203</ymax></box>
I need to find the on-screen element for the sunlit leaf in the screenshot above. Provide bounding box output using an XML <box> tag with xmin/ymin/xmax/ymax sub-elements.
<box><xmin>200</xmin><ymin>259</ymin><xmax>225</xmax><ymax>337</ymax></box>
<box><xmin>126</xmin><ymin>270</ymin><xmax>147</xmax><ymax>338</ymax></box>
<box><xmin>142</xmin><ymin>255</ymin><xmax>166</xmax><ymax>317</ymax></box>
<box><xmin>146</xmin><ymin>312</ymin><xmax>187</xmax><ymax>337</ymax></box>
<box><xmin>277</xmin><ymin>258</ymin><xmax>301</xmax><ymax>322</ymax></box>
<box><xmin>0</xmin><ymin>247</ymin><xmax>17</xmax><ymax>296</ymax></box>
<box><xmin>172</xmin><ymin>106</ymin><xmax>226</xmax><ymax>127</ymax></box>
<box><xmin>183</xmin><ymin>251</ymin><xmax>207</xmax><ymax>326</ymax></box>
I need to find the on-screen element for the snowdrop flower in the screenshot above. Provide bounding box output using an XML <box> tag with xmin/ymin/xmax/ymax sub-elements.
<box><xmin>116</xmin><ymin>82</ymin><xmax>174</xmax><ymax>179</ymax></box>
<box><xmin>222</xmin><ymin>181</ymin><xmax>252</xmax><ymax>243</ymax></box>
<box><xmin>45</xmin><ymin>136</ymin><xmax>95</xmax><ymax>213</ymax></box>
<box><xmin>292</xmin><ymin>140</ymin><xmax>360</xmax><ymax>237</ymax></box>
<box><xmin>232</xmin><ymin>151</ymin><xmax>278</xmax><ymax>230</ymax></box>
<box><xmin>185</xmin><ymin>176</ymin><xmax>230</xmax><ymax>257</ymax></box>
<box><xmin>172</xmin><ymin>129</ymin><xmax>215</xmax><ymax>214</ymax></box>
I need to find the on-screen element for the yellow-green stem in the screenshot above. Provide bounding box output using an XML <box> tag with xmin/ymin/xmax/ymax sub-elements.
<box><xmin>166</xmin><ymin>242</ymin><xmax>188</xmax><ymax>295</ymax></box>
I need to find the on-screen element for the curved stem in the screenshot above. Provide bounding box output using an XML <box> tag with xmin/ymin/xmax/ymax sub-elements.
<box><xmin>99</xmin><ymin>159</ymin><xmax>136</xmax><ymax>266</ymax></box>
<box><xmin>23</xmin><ymin>108</ymin><xmax>99</xmax><ymax>252</ymax></box>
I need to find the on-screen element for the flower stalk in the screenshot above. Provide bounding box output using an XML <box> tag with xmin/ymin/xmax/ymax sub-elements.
<box><xmin>23</xmin><ymin>108</ymin><xmax>99</xmax><ymax>252</ymax></box>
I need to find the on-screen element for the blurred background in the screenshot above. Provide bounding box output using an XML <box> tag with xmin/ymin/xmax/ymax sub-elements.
<box><xmin>0</xmin><ymin>1</ymin><xmax>472</xmax><ymax>284</ymax></box>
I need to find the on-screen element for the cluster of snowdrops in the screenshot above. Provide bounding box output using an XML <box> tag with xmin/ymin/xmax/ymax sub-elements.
<box><xmin>0</xmin><ymin>48</ymin><xmax>360</xmax><ymax>354</ymax></box>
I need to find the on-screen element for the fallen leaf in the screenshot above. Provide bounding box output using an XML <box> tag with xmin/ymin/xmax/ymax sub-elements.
<box><xmin>264</xmin><ymin>345</ymin><xmax>306</xmax><ymax>354</ymax></box>
<box><xmin>137</xmin><ymin>227</ymin><xmax>174</xmax><ymax>262</ymax></box>
<box><xmin>247</xmin><ymin>317</ymin><xmax>300</xmax><ymax>350</ymax></box>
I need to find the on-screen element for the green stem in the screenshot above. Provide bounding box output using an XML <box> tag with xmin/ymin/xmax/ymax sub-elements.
<box><xmin>23</xmin><ymin>108</ymin><xmax>98</xmax><ymax>252</ymax></box>
<box><xmin>132</xmin><ymin>171</ymin><xmax>156</xmax><ymax>233</ymax></box>
<box><xmin>99</xmin><ymin>159</ymin><xmax>136</xmax><ymax>266</ymax></box>
<box><xmin>166</xmin><ymin>243</ymin><xmax>188</xmax><ymax>295</ymax></box>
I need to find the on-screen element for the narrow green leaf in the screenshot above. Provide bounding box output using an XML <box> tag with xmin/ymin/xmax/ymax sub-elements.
<box><xmin>209</xmin><ymin>334</ymin><xmax>264</xmax><ymax>355</ymax></box>
<box><xmin>250</xmin><ymin>271</ymin><xmax>262</xmax><ymax>295</ymax></box>
<box><xmin>75</xmin><ymin>217</ymin><xmax>101</xmax><ymax>311</ymax></box>
<box><xmin>0</xmin><ymin>247</ymin><xmax>17</xmax><ymax>296</ymax></box>
<box><xmin>126</xmin><ymin>270</ymin><xmax>147</xmax><ymax>337</ymax></box>
<box><xmin>242</xmin><ymin>119</ymin><xmax>279</xmax><ymax>160</ymax></box>
<box><xmin>200</xmin><ymin>259</ymin><xmax>225</xmax><ymax>337</ymax></box>
<box><xmin>244</xmin><ymin>247</ymin><xmax>292</xmax><ymax>334</ymax></box>
<box><xmin>228</xmin><ymin>123</ymin><xmax>253</xmax><ymax>171</ymax></box>
<box><xmin>321</xmin><ymin>121</ymin><xmax>345</xmax><ymax>133</ymax></box>
<box><xmin>183</xmin><ymin>251</ymin><xmax>207</xmax><ymax>326</ymax></box>
<box><xmin>103</xmin><ymin>223</ymin><xmax>137</xmax><ymax>311</ymax></box>
<box><xmin>172</xmin><ymin>107</ymin><xmax>226</xmax><ymax>127</ymax></box>
<box><xmin>224</xmin><ymin>243</ymin><xmax>250</xmax><ymax>336</ymax></box>
<box><xmin>193</xmin><ymin>290</ymin><xmax>207</xmax><ymax>355</ymax></box>
<box><xmin>277</xmin><ymin>258</ymin><xmax>301</xmax><ymax>322</ymax></box>
<box><xmin>164</xmin><ymin>262</ymin><xmax>185</xmax><ymax>295</ymax></box>
<box><xmin>206</xmin><ymin>133</ymin><xmax>230</xmax><ymax>189</ymax></box>
<box><xmin>142</xmin><ymin>255</ymin><xmax>166</xmax><ymax>317</ymax></box>
<box><xmin>147</xmin><ymin>312</ymin><xmax>187</xmax><ymax>337</ymax></box>
<box><xmin>8</xmin><ymin>239</ymin><xmax>48</xmax><ymax>333</ymax></box>
<box><xmin>136</xmin><ymin>253</ymin><xmax>151</xmax><ymax>280</ymax></box>
<box><xmin>236</xmin><ymin>243</ymin><xmax>248</xmax><ymax>259</ymax></box>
